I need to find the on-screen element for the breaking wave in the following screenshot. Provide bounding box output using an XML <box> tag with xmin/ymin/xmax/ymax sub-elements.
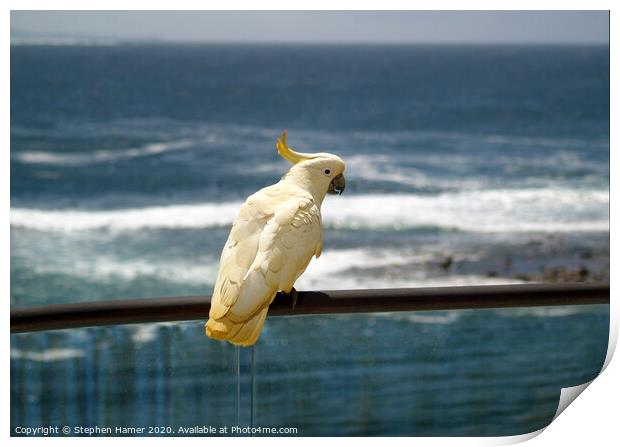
<box><xmin>11</xmin><ymin>187</ymin><xmax>609</xmax><ymax>234</ymax></box>
<box><xmin>21</xmin><ymin>245</ymin><xmax>519</xmax><ymax>291</ymax></box>
<box><xmin>12</xmin><ymin>139</ymin><xmax>194</xmax><ymax>165</ymax></box>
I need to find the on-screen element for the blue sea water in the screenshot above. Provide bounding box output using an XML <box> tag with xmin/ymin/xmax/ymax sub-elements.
<box><xmin>10</xmin><ymin>44</ymin><xmax>609</xmax><ymax>436</ymax></box>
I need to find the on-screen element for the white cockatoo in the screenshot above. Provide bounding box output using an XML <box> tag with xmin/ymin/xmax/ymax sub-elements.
<box><xmin>205</xmin><ymin>131</ymin><xmax>346</xmax><ymax>346</ymax></box>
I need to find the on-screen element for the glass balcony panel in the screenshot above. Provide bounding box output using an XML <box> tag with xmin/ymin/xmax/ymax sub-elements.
<box><xmin>11</xmin><ymin>304</ymin><xmax>608</xmax><ymax>436</ymax></box>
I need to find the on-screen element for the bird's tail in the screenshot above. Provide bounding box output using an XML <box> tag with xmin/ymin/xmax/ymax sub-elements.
<box><xmin>205</xmin><ymin>307</ymin><xmax>269</xmax><ymax>347</ymax></box>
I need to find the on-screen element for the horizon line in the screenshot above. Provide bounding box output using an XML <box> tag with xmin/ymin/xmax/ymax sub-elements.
<box><xmin>9</xmin><ymin>39</ymin><xmax>610</xmax><ymax>46</ymax></box>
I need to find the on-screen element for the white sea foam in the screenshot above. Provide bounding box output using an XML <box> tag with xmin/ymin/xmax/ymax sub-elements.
<box><xmin>131</xmin><ymin>325</ymin><xmax>160</xmax><ymax>345</ymax></box>
<box><xmin>19</xmin><ymin>242</ymin><xmax>520</xmax><ymax>293</ymax></box>
<box><xmin>296</xmin><ymin>271</ymin><xmax>523</xmax><ymax>291</ymax></box>
<box><xmin>33</xmin><ymin>257</ymin><xmax>220</xmax><ymax>286</ymax></box>
<box><xmin>130</xmin><ymin>323</ymin><xmax>182</xmax><ymax>345</ymax></box>
<box><xmin>379</xmin><ymin>311</ymin><xmax>463</xmax><ymax>325</ymax></box>
<box><xmin>10</xmin><ymin>348</ymin><xmax>85</xmax><ymax>362</ymax></box>
<box><xmin>25</xmin><ymin>248</ymin><xmax>423</xmax><ymax>287</ymax></box>
<box><xmin>302</xmin><ymin>248</ymin><xmax>432</xmax><ymax>277</ymax></box>
<box><xmin>13</xmin><ymin>139</ymin><xmax>194</xmax><ymax>165</ymax></box>
<box><xmin>10</xmin><ymin>187</ymin><xmax>609</xmax><ymax>234</ymax></box>
<box><xmin>343</xmin><ymin>154</ymin><xmax>485</xmax><ymax>189</ymax></box>
<box><xmin>321</xmin><ymin>189</ymin><xmax>609</xmax><ymax>233</ymax></box>
<box><xmin>495</xmin><ymin>306</ymin><xmax>593</xmax><ymax>318</ymax></box>
<box><xmin>10</xmin><ymin>202</ymin><xmax>241</xmax><ymax>232</ymax></box>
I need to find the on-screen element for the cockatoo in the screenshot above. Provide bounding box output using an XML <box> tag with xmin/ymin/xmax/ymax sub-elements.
<box><xmin>205</xmin><ymin>131</ymin><xmax>346</xmax><ymax>346</ymax></box>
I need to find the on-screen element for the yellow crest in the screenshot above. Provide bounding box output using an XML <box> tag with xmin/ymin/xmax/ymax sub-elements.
<box><xmin>276</xmin><ymin>131</ymin><xmax>316</xmax><ymax>164</ymax></box>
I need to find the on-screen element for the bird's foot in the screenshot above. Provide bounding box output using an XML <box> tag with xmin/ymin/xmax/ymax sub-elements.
<box><xmin>283</xmin><ymin>287</ymin><xmax>298</xmax><ymax>310</ymax></box>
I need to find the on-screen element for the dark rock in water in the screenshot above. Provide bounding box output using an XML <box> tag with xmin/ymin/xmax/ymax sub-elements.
<box><xmin>513</xmin><ymin>266</ymin><xmax>598</xmax><ymax>283</ymax></box>
<box><xmin>580</xmin><ymin>250</ymin><xmax>594</xmax><ymax>259</ymax></box>
<box><xmin>439</xmin><ymin>256</ymin><xmax>453</xmax><ymax>271</ymax></box>
<box><xmin>577</xmin><ymin>266</ymin><xmax>590</xmax><ymax>281</ymax></box>
<box><xmin>514</xmin><ymin>274</ymin><xmax>532</xmax><ymax>282</ymax></box>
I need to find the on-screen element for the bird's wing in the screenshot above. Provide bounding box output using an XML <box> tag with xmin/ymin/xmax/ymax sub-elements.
<box><xmin>208</xmin><ymin>194</ymin><xmax>322</xmax><ymax>330</ymax></box>
<box><xmin>208</xmin><ymin>196</ymin><xmax>268</xmax><ymax>321</ymax></box>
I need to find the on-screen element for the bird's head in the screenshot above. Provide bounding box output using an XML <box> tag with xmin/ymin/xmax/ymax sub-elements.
<box><xmin>276</xmin><ymin>131</ymin><xmax>346</xmax><ymax>196</ymax></box>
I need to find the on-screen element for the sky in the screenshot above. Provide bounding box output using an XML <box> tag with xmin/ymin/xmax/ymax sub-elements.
<box><xmin>10</xmin><ymin>11</ymin><xmax>609</xmax><ymax>44</ymax></box>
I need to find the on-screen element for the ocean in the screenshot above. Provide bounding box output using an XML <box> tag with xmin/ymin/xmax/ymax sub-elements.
<box><xmin>10</xmin><ymin>44</ymin><xmax>609</xmax><ymax>436</ymax></box>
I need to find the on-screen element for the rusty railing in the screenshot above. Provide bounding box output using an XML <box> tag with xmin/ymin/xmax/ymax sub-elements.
<box><xmin>10</xmin><ymin>282</ymin><xmax>609</xmax><ymax>333</ymax></box>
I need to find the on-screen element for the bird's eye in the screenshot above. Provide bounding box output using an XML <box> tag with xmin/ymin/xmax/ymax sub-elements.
<box><xmin>324</xmin><ymin>169</ymin><xmax>331</xmax><ymax>176</ymax></box>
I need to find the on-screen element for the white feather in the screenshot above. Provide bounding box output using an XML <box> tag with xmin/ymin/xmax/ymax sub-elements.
<box><xmin>205</xmin><ymin>134</ymin><xmax>345</xmax><ymax>346</ymax></box>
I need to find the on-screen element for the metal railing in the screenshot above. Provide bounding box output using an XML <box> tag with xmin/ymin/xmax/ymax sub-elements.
<box><xmin>10</xmin><ymin>282</ymin><xmax>609</xmax><ymax>333</ymax></box>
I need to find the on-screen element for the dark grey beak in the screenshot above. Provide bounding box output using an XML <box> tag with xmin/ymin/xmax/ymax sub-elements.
<box><xmin>327</xmin><ymin>173</ymin><xmax>346</xmax><ymax>195</ymax></box>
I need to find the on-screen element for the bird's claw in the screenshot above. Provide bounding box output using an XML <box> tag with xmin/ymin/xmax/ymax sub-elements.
<box><xmin>284</xmin><ymin>287</ymin><xmax>298</xmax><ymax>310</ymax></box>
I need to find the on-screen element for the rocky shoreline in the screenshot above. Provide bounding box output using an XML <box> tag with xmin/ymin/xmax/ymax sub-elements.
<box><xmin>431</xmin><ymin>233</ymin><xmax>609</xmax><ymax>284</ymax></box>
